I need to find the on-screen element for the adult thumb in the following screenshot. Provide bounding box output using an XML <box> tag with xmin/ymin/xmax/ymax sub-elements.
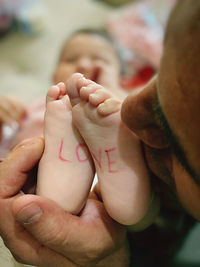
<box><xmin>12</xmin><ymin>194</ymin><xmax>122</xmax><ymax>265</ymax></box>
<box><xmin>12</xmin><ymin>194</ymin><xmax>79</xmax><ymax>256</ymax></box>
<box><xmin>0</xmin><ymin>137</ymin><xmax>44</xmax><ymax>198</ymax></box>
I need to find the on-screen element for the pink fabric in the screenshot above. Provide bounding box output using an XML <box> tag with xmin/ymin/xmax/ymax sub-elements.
<box><xmin>106</xmin><ymin>1</ymin><xmax>164</xmax><ymax>69</ymax></box>
<box><xmin>106</xmin><ymin>0</ymin><xmax>176</xmax><ymax>88</ymax></box>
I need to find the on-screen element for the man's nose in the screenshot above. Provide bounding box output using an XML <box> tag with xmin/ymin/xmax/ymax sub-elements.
<box><xmin>121</xmin><ymin>76</ymin><xmax>167</xmax><ymax>148</ymax></box>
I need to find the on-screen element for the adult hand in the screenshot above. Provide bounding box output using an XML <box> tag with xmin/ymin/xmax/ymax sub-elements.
<box><xmin>0</xmin><ymin>137</ymin><xmax>73</xmax><ymax>266</ymax></box>
<box><xmin>0</xmin><ymin>138</ymin><xmax>129</xmax><ymax>266</ymax></box>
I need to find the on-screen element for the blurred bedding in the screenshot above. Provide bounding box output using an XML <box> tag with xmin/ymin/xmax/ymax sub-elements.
<box><xmin>0</xmin><ymin>0</ymin><xmax>112</xmax><ymax>103</ymax></box>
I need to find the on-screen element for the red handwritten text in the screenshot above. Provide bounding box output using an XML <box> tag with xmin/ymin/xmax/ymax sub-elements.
<box><xmin>58</xmin><ymin>139</ymin><xmax>118</xmax><ymax>173</ymax></box>
<box><xmin>76</xmin><ymin>143</ymin><xmax>90</xmax><ymax>162</ymax></box>
<box><xmin>105</xmin><ymin>147</ymin><xmax>118</xmax><ymax>173</ymax></box>
<box><xmin>59</xmin><ymin>138</ymin><xmax>71</xmax><ymax>162</ymax></box>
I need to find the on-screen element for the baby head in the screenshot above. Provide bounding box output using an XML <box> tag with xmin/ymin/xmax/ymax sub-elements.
<box><xmin>53</xmin><ymin>28</ymin><xmax>123</xmax><ymax>89</ymax></box>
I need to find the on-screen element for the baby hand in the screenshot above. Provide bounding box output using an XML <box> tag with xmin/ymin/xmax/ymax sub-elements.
<box><xmin>0</xmin><ymin>96</ymin><xmax>27</xmax><ymax>127</ymax></box>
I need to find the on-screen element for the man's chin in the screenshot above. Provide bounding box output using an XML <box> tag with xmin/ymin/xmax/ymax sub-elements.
<box><xmin>144</xmin><ymin>146</ymin><xmax>173</xmax><ymax>187</ymax></box>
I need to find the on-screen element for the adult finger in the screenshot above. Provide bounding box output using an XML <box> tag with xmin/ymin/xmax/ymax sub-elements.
<box><xmin>0</xmin><ymin>137</ymin><xmax>77</xmax><ymax>266</ymax></box>
<box><xmin>0</xmin><ymin>137</ymin><xmax>44</xmax><ymax>198</ymax></box>
<box><xmin>0</xmin><ymin>197</ymin><xmax>76</xmax><ymax>267</ymax></box>
<box><xmin>13</xmin><ymin>194</ymin><xmax>126</xmax><ymax>266</ymax></box>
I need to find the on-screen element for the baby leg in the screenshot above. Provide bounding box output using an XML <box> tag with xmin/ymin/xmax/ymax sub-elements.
<box><xmin>67</xmin><ymin>73</ymin><xmax>151</xmax><ymax>225</ymax></box>
<box><xmin>37</xmin><ymin>82</ymin><xmax>94</xmax><ymax>214</ymax></box>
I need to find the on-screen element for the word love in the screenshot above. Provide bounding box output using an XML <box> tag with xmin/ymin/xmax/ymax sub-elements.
<box><xmin>58</xmin><ymin>139</ymin><xmax>118</xmax><ymax>173</ymax></box>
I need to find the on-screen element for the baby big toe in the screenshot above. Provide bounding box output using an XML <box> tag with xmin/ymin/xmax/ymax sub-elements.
<box><xmin>46</xmin><ymin>85</ymin><xmax>61</xmax><ymax>103</ymax></box>
<box><xmin>57</xmin><ymin>82</ymin><xmax>67</xmax><ymax>97</ymax></box>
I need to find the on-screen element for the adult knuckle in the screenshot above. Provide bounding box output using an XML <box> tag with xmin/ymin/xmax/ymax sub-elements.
<box><xmin>41</xmin><ymin>219</ymin><xmax>68</xmax><ymax>247</ymax></box>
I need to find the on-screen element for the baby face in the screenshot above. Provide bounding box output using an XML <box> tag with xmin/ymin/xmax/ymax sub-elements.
<box><xmin>53</xmin><ymin>33</ymin><xmax>121</xmax><ymax>85</ymax></box>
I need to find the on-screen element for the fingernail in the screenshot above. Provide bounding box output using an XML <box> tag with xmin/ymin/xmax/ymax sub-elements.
<box><xmin>13</xmin><ymin>138</ymin><xmax>36</xmax><ymax>151</ymax></box>
<box><xmin>16</xmin><ymin>203</ymin><xmax>42</xmax><ymax>224</ymax></box>
<box><xmin>13</xmin><ymin>137</ymin><xmax>42</xmax><ymax>151</ymax></box>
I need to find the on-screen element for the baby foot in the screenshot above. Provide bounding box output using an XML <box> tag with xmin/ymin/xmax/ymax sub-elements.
<box><xmin>37</xmin><ymin>82</ymin><xmax>94</xmax><ymax>214</ymax></box>
<box><xmin>67</xmin><ymin>73</ymin><xmax>151</xmax><ymax>225</ymax></box>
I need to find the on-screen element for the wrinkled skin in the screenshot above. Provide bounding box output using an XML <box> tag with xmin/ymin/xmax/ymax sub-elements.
<box><xmin>121</xmin><ymin>0</ymin><xmax>200</xmax><ymax>221</ymax></box>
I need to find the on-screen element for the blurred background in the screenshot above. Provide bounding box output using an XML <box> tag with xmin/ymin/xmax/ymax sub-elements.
<box><xmin>0</xmin><ymin>0</ymin><xmax>114</xmax><ymax>102</ymax></box>
<box><xmin>0</xmin><ymin>0</ymin><xmax>199</xmax><ymax>266</ymax></box>
<box><xmin>0</xmin><ymin>0</ymin><xmax>174</xmax><ymax>102</ymax></box>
